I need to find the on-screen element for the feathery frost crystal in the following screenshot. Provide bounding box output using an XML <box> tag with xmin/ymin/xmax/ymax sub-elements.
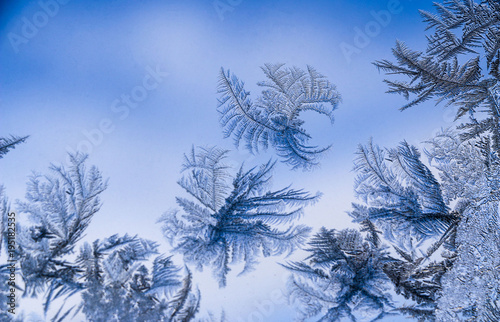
<box><xmin>160</xmin><ymin>146</ymin><xmax>319</xmax><ymax>287</ymax></box>
<box><xmin>217</xmin><ymin>63</ymin><xmax>341</xmax><ymax>170</ymax></box>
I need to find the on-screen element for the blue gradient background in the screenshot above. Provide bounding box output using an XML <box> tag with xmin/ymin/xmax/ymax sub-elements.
<box><xmin>1</xmin><ymin>0</ymin><xmax>452</xmax><ymax>320</ymax></box>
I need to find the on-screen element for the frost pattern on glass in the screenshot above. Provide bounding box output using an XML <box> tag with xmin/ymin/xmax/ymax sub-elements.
<box><xmin>217</xmin><ymin>63</ymin><xmax>341</xmax><ymax>170</ymax></box>
<box><xmin>12</xmin><ymin>154</ymin><xmax>199</xmax><ymax>321</ymax></box>
<box><xmin>160</xmin><ymin>146</ymin><xmax>318</xmax><ymax>287</ymax></box>
<box><xmin>0</xmin><ymin>135</ymin><xmax>28</xmax><ymax>159</ymax></box>
<box><xmin>284</xmin><ymin>228</ymin><xmax>395</xmax><ymax>321</ymax></box>
<box><xmin>426</xmin><ymin>131</ymin><xmax>500</xmax><ymax>321</ymax></box>
<box><xmin>375</xmin><ymin>0</ymin><xmax>500</xmax><ymax>151</ymax></box>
